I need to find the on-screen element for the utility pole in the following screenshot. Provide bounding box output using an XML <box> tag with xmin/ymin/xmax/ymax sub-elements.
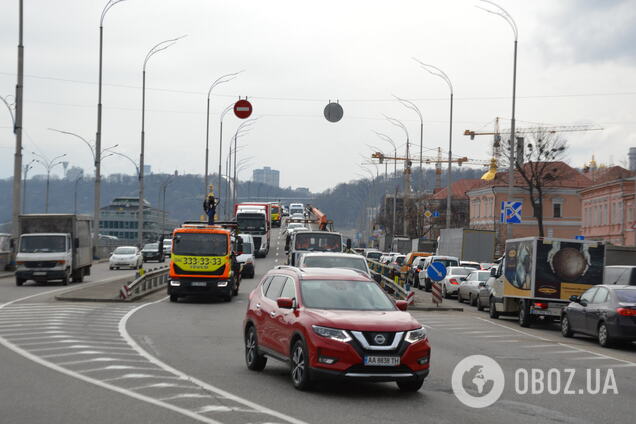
<box><xmin>12</xmin><ymin>0</ymin><xmax>25</xmax><ymax>250</ymax></box>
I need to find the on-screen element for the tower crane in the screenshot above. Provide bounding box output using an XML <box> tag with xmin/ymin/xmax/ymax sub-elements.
<box><xmin>464</xmin><ymin>117</ymin><xmax>602</xmax><ymax>180</ymax></box>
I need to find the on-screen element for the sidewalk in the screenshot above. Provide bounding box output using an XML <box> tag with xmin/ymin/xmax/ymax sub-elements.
<box><xmin>409</xmin><ymin>286</ymin><xmax>464</xmax><ymax>312</ymax></box>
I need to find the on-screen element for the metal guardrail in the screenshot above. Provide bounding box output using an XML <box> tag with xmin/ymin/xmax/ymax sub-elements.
<box><xmin>120</xmin><ymin>265</ymin><xmax>169</xmax><ymax>301</ymax></box>
<box><xmin>367</xmin><ymin>259</ymin><xmax>408</xmax><ymax>300</ymax></box>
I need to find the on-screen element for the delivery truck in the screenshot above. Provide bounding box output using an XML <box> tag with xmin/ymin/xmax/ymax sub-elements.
<box><xmin>437</xmin><ymin>228</ymin><xmax>496</xmax><ymax>263</ymax></box>
<box><xmin>234</xmin><ymin>203</ymin><xmax>270</xmax><ymax>258</ymax></box>
<box><xmin>488</xmin><ymin>237</ymin><xmax>605</xmax><ymax>327</ymax></box>
<box><xmin>15</xmin><ymin>214</ymin><xmax>93</xmax><ymax>286</ymax></box>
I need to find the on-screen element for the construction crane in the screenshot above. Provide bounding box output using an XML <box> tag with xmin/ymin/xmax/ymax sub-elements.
<box><xmin>464</xmin><ymin>117</ymin><xmax>602</xmax><ymax>180</ymax></box>
<box><xmin>370</xmin><ymin>151</ymin><xmax>490</xmax><ymax>191</ymax></box>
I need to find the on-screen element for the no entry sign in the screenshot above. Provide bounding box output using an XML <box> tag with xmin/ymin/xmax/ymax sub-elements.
<box><xmin>234</xmin><ymin>99</ymin><xmax>253</xmax><ymax>119</ymax></box>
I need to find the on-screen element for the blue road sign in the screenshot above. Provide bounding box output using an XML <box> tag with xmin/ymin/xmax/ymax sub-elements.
<box><xmin>427</xmin><ymin>262</ymin><xmax>447</xmax><ymax>281</ymax></box>
<box><xmin>432</xmin><ymin>211</ymin><xmax>440</xmax><ymax>217</ymax></box>
<box><xmin>500</xmin><ymin>201</ymin><xmax>522</xmax><ymax>224</ymax></box>
<box><xmin>575</xmin><ymin>235</ymin><xmax>585</xmax><ymax>240</ymax></box>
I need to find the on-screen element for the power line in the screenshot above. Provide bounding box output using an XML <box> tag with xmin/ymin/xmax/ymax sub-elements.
<box><xmin>2</xmin><ymin>70</ymin><xmax>636</xmax><ymax>102</ymax></box>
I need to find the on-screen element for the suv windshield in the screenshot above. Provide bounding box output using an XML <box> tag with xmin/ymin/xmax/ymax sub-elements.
<box><xmin>434</xmin><ymin>258</ymin><xmax>459</xmax><ymax>268</ymax></box>
<box><xmin>173</xmin><ymin>233</ymin><xmax>227</xmax><ymax>256</ymax></box>
<box><xmin>366</xmin><ymin>252</ymin><xmax>382</xmax><ymax>260</ymax></box>
<box><xmin>237</xmin><ymin>216</ymin><xmax>266</xmax><ymax>232</ymax></box>
<box><xmin>20</xmin><ymin>235</ymin><xmax>66</xmax><ymax>253</ymax></box>
<box><xmin>294</xmin><ymin>233</ymin><xmax>342</xmax><ymax>252</ymax></box>
<box><xmin>142</xmin><ymin>243</ymin><xmax>158</xmax><ymax>251</ymax></box>
<box><xmin>300</xmin><ymin>280</ymin><xmax>395</xmax><ymax>311</ymax></box>
<box><xmin>302</xmin><ymin>256</ymin><xmax>367</xmax><ymax>272</ymax></box>
<box><xmin>242</xmin><ymin>243</ymin><xmax>253</xmax><ymax>254</ymax></box>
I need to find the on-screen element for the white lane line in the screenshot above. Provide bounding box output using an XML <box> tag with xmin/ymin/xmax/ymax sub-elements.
<box><xmin>546</xmin><ymin>350</ymin><xmax>580</xmax><ymax>354</ymax></box>
<box><xmin>130</xmin><ymin>382</ymin><xmax>200</xmax><ymax>391</ymax></box>
<box><xmin>481</xmin><ymin>335</ymin><xmax>510</xmax><ymax>338</ymax></box>
<box><xmin>477</xmin><ymin>317</ymin><xmax>636</xmax><ymax>366</ymax></box>
<box><xmin>524</xmin><ymin>344</ymin><xmax>558</xmax><ymax>348</ymax></box>
<box><xmin>120</xmin><ymin>298</ymin><xmax>310</xmax><ymax>424</ymax></box>
<box><xmin>79</xmin><ymin>365</ymin><xmax>162</xmax><ymax>373</ymax></box>
<box><xmin>458</xmin><ymin>331</ymin><xmax>502</xmax><ymax>335</ymax></box>
<box><xmin>570</xmin><ymin>357</ymin><xmax>608</xmax><ymax>361</ymax></box>
<box><xmin>56</xmin><ymin>357</ymin><xmax>149</xmax><ymax>366</ymax></box>
<box><xmin>102</xmin><ymin>374</ymin><xmax>184</xmax><ymax>382</ymax></box>
<box><xmin>491</xmin><ymin>340</ymin><xmax>520</xmax><ymax>343</ymax></box>
<box><xmin>160</xmin><ymin>393</ymin><xmax>213</xmax><ymax>401</ymax></box>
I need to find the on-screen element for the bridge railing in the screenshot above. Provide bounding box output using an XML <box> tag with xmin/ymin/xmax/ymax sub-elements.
<box><xmin>367</xmin><ymin>259</ymin><xmax>408</xmax><ymax>300</ymax></box>
<box><xmin>120</xmin><ymin>265</ymin><xmax>169</xmax><ymax>301</ymax></box>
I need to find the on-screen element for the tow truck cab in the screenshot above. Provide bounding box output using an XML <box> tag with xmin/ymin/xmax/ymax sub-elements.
<box><xmin>167</xmin><ymin>222</ymin><xmax>243</xmax><ymax>303</ymax></box>
<box><xmin>269</xmin><ymin>202</ymin><xmax>282</xmax><ymax>228</ymax></box>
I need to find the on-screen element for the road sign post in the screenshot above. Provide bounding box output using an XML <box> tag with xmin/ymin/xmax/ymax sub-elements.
<box><xmin>432</xmin><ymin>282</ymin><xmax>442</xmax><ymax>305</ymax></box>
<box><xmin>427</xmin><ymin>262</ymin><xmax>447</xmax><ymax>307</ymax></box>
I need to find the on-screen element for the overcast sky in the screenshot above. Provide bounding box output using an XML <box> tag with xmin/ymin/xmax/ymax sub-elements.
<box><xmin>1</xmin><ymin>0</ymin><xmax>635</xmax><ymax>192</ymax></box>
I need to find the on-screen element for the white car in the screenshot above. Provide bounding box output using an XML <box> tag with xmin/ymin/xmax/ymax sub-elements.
<box><xmin>163</xmin><ymin>238</ymin><xmax>173</xmax><ymax>255</ymax></box>
<box><xmin>109</xmin><ymin>246</ymin><xmax>142</xmax><ymax>270</ymax></box>
<box><xmin>439</xmin><ymin>266</ymin><xmax>474</xmax><ymax>298</ymax></box>
<box><xmin>298</xmin><ymin>252</ymin><xmax>371</xmax><ymax>277</ymax></box>
<box><xmin>238</xmin><ymin>234</ymin><xmax>256</xmax><ymax>279</ymax></box>
<box><xmin>457</xmin><ymin>270</ymin><xmax>492</xmax><ymax>305</ymax></box>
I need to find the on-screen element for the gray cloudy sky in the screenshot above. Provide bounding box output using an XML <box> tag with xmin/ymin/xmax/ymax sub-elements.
<box><xmin>1</xmin><ymin>0</ymin><xmax>635</xmax><ymax>192</ymax></box>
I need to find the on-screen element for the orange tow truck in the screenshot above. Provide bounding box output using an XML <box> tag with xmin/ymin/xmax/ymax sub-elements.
<box><xmin>168</xmin><ymin>221</ymin><xmax>243</xmax><ymax>303</ymax></box>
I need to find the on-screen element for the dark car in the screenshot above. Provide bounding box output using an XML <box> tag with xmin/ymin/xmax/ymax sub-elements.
<box><xmin>141</xmin><ymin>243</ymin><xmax>164</xmax><ymax>262</ymax></box>
<box><xmin>561</xmin><ymin>285</ymin><xmax>636</xmax><ymax>347</ymax></box>
<box><xmin>243</xmin><ymin>267</ymin><xmax>430</xmax><ymax>391</ymax></box>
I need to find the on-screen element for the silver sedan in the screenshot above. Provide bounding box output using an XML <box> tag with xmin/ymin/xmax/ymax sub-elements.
<box><xmin>457</xmin><ymin>270</ymin><xmax>491</xmax><ymax>306</ymax></box>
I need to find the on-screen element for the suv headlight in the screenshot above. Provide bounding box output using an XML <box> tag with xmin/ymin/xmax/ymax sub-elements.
<box><xmin>405</xmin><ymin>327</ymin><xmax>427</xmax><ymax>343</ymax></box>
<box><xmin>312</xmin><ymin>325</ymin><xmax>352</xmax><ymax>343</ymax></box>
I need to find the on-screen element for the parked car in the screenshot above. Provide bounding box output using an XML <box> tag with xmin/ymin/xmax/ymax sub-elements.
<box><xmin>109</xmin><ymin>246</ymin><xmax>142</xmax><ymax>270</ymax></box>
<box><xmin>561</xmin><ymin>285</ymin><xmax>636</xmax><ymax>347</ymax></box>
<box><xmin>298</xmin><ymin>252</ymin><xmax>371</xmax><ymax>277</ymax></box>
<box><xmin>460</xmin><ymin>261</ymin><xmax>481</xmax><ymax>270</ymax></box>
<box><xmin>439</xmin><ymin>266</ymin><xmax>474</xmax><ymax>298</ymax></box>
<box><xmin>418</xmin><ymin>255</ymin><xmax>460</xmax><ymax>291</ymax></box>
<box><xmin>141</xmin><ymin>242</ymin><xmax>164</xmax><ymax>262</ymax></box>
<box><xmin>243</xmin><ymin>267</ymin><xmax>430</xmax><ymax>391</ymax></box>
<box><xmin>390</xmin><ymin>255</ymin><xmax>406</xmax><ymax>273</ymax></box>
<box><xmin>238</xmin><ymin>234</ymin><xmax>256</xmax><ymax>279</ymax></box>
<box><xmin>603</xmin><ymin>266</ymin><xmax>636</xmax><ymax>286</ymax></box>
<box><xmin>403</xmin><ymin>252</ymin><xmax>433</xmax><ymax>285</ymax></box>
<box><xmin>457</xmin><ymin>270</ymin><xmax>491</xmax><ymax>305</ymax></box>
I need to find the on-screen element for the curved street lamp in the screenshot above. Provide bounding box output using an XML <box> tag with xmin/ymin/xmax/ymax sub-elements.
<box><xmin>413</xmin><ymin>59</ymin><xmax>454</xmax><ymax>229</ymax></box>
<box><xmin>478</xmin><ymin>0</ymin><xmax>518</xmax><ymax>239</ymax></box>
<box><xmin>32</xmin><ymin>152</ymin><xmax>67</xmax><ymax>213</ymax></box>
<box><xmin>138</xmin><ymin>35</ymin><xmax>186</xmax><ymax>246</ymax></box>
<box><xmin>218</xmin><ymin>102</ymin><xmax>235</xmax><ymax>207</ymax></box>
<box><xmin>373</xmin><ymin>131</ymin><xmax>398</xmax><ymax>180</ymax></box>
<box><xmin>204</xmin><ymin>71</ymin><xmax>242</xmax><ymax>193</ymax></box>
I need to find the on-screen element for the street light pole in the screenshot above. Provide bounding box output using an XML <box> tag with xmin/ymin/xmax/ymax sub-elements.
<box><xmin>218</xmin><ymin>102</ymin><xmax>234</xmax><ymax>214</ymax></box>
<box><xmin>33</xmin><ymin>152</ymin><xmax>67</xmax><ymax>213</ymax></box>
<box><xmin>96</xmin><ymin>0</ymin><xmax>126</xmax><ymax>258</ymax></box>
<box><xmin>394</xmin><ymin>96</ymin><xmax>423</xmax><ymax>188</ymax></box>
<box><xmin>205</xmin><ymin>72</ymin><xmax>241</xmax><ymax>194</ymax></box>
<box><xmin>11</xmin><ymin>0</ymin><xmax>25</xmax><ymax>245</ymax></box>
<box><xmin>138</xmin><ymin>35</ymin><xmax>185</xmax><ymax>247</ymax></box>
<box><xmin>160</xmin><ymin>174</ymin><xmax>174</xmax><ymax>234</ymax></box>
<box><xmin>413</xmin><ymin>59</ymin><xmax>454</xmax><ymax>229</ymax></box>
<box><xmin>22</xmin><ymin>159</ymin><xmax>35</xmax><ymax>213</ymax></box>
<box><xmin>74</xmin><ymin>176</ymin><xmax>82</xmax><ymax>214</ymax></box>
<box><xmin>373</xmin><ymin>131</ymin><xmax>397</xmax><ymax>180</ymax></box>
<box><xmin>385</xmin><ymin>115</ymin><xmax>411</xmax><ymax>193</ymax></box>
<box><xmin>478</xmin><ymin>0</ymin><xmax>518</xmax><ymax>240</ymax></box>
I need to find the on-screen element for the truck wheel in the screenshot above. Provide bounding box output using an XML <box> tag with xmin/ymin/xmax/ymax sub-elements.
<box><xmin>232</xmin><ymin>279</ymin><xmax>239</xmax><ymax>296</ymax></box>
<box><xmin>519</xmin><ymin>300</ymin><xmax>532</xmax><ymax>328</ymax></box>
<box><xmin>61</xmin><ymin>271</ymin><xmax>70</xmax><ymax>286</ymax></box>
<box><xmin>15</xmin><ymin>277</ymin><xmax>25</xmax><ymax>287</ymax></box>
<box><xmin>489</xmin><ymin>297</ymin><xmax>499</xmax><ymax>319</ymax></box>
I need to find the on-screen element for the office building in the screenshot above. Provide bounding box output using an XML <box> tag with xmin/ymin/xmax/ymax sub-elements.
<box><xmin>252</xmin><ymin>166</ymin><xmax>280</xmax><ymax>187</ymax></box>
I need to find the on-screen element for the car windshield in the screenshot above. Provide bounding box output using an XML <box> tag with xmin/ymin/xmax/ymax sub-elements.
<box><xmin>367</xmin><ymin>252</ymin><xmax>382</xmax><ymax>260</ymax></box>
<box><xmin>448</xmin><ymin>267</ymin><xmax>472</xmax><ymax>276</ymax></box>
<box><xmin>302</xmin><ymin>256</ymin><xmax>367</xmax><ymax>272</ymax></box>
<box><xmin>19</xmin><ymin>235</ymin><xmax>66</xmax><ymax>253</ymax></box>
<box><xmin>288</xmin><ymin>223</ymin><xmax>303</xmax><ymax>229</ymax></box>
<box><xmin>114</xmin><ymin>247</ymin><xmax>136</xmax><ymax>255</ymax></box>
<box><xmin>615</xmin><ymin>289</ymin><xmax>636</xmax><ymax>303</ymax></box>
<box><xmin>163</xmin><ymin>240</ymin><xmax>172</xmax><ymax>246</ymax></box>
<box><xmin>295</xmin><ymin>233</ymin><xmax>342</xmax><ymax>252</ymax></box>
<box><xmin>434</xmin><ymin>259</ymin><xmax>459</xmax><ymax>267</ymax></box>
<box><xmin>473</xmin><ymin>271</ymin><xmax>491</xmax><ymax>281</ymax></box>
<box><xmin>237</xmin><ymin>216</ymin><xmax>266</xmax><ymax>232</ymax></box>
<box><xmin>242</xmin><ymin>243</ymin><xmax>253</xmax><ymax>254</ymax></box>
<box><xmin>300</xmin><ymin>280</ymin><xmax>395</xmax><ymax>311</ymax></box>
<box><xmin>173</xmin><ymin>233</ymin><xmax>227</xmax><ymax>256</ymax></box>
<box><xmin>396</xmin><ymin>256</ymin><xmax>405</xmax><ymax>265</ymax></box>
<box><xmin>143</xmin><ymin>243</ymin><xmax>158</xmax><ymax>251</ymax></box>
<box><xmin>290</xmin><ymin>208</ymin><xmax>303</xmax><ymax>215</ymax></box>
<box><xmin>272</xmin><ymin>206</ymin><xmax>280</xmax><ymax>213</ymax></box>
<box><xmin>461</xmin><ymin>262</ymin><xmax>481</xmax><ymax>269</ymax></box>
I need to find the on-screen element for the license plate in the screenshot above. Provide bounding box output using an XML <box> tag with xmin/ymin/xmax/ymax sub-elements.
<box><xmin>33</xmin><ymin>271</ymin><xmax>46</xmax><ymax>276</ymax></box>
<box><xmin>191</xmin><ymin>281</ymin><xmax>207</xmax><ymax>287</ymax></box>
<box><xmin>364</xmin><ymin>356</ymin><xmax>400</xmax><ymax>366</ymax></box>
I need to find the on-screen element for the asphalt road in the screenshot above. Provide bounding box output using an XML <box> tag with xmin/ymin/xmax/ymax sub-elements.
<box><xmin>1</xmin><ymin>228</ymin><xmax>635</xmax><ymax>423</ymax></box>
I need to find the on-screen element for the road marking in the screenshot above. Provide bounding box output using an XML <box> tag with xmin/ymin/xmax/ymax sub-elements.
<box><xmin>570</xmin><ymin>356</ymin><xmax>608</xmax><ymax>360</ymax></box>
<box><xmin>120</xmin><ymin>298</ymin><xmax>310</xmax><ymax>424</ymax></box>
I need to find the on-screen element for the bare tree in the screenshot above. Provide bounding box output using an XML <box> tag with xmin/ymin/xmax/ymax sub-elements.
<box><xmin>512</xmin><ymin>130</ymin><xmax>568</xmax><ymax>237</ymax></box>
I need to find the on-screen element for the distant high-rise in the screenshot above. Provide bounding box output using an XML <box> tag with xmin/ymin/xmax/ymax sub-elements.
<box><xmin>252</xmin><ymin>166</ymin><xmax>280</xmax><ymax>187</ymax></box>
<box><xmin>629</xmin><ymin>147</ymin><xmax>636</xmax><ymax>172</ymax></box>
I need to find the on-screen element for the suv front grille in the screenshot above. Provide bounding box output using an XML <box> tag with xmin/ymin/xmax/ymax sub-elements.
<box><xmin>349</xmin><ymin>331</ymin><xmax>407</xmax><ymax>356</ymax></box>
<box><xmin>25</xmin><ymin>261</ymin><xmax>57</xmax><ymax>268</ymax></box>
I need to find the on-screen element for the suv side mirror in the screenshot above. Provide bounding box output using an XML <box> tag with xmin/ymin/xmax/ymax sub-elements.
<box><xmin>569</xmin><ymin>295</ymin><xmax>580</xmax><ymax>303</ymax></box>
<box><xmin>490</xmin><ymin>268</ymin><xmax>496</xmax><ymax>277</ymax></box>
<box><xmin>395</xmin><ymin>300</ymin><xmax>408</xmax><ymax>311</ymax></box>
<box><xmin>277</xmin><ymin>297</ymin><xmax>294</xmax><ymax>309</ymax></box>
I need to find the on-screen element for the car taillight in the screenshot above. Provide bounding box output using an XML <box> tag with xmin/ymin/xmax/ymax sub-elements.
<box><xmin>533</xmin><ymin>302</ymin><xmax>548</xmax><ymax>310</ymax></box>
<box><xmin>616</xmin><ymin>308</ymin><xmax>636</xmax><ymax>317</ymax></box>
<box><xmin>449</xmin><ymin>278</ymin><xmax>459</xmax><ymax>285</ymax></box>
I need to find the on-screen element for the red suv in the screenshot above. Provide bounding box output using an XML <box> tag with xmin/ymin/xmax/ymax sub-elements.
<box><xmin>243</xmin><ymin>267</ymin><xmax>430</xmax><ymax>391</ymax></box>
